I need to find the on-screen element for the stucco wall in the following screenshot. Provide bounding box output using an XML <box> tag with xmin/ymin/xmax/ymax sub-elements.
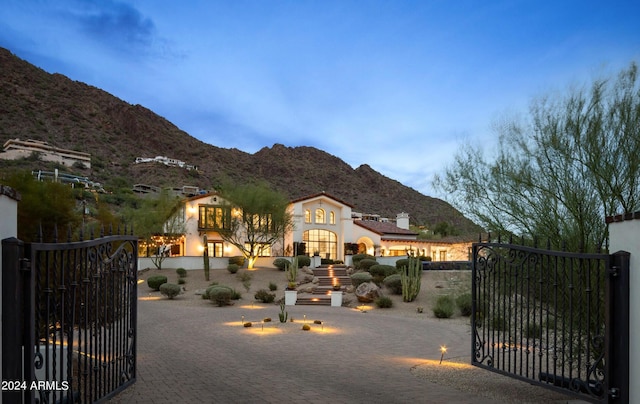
<box><xmin>608</xmin><ymin>217</ymin><xmax>639</xmax><ymax>403</ymax></box>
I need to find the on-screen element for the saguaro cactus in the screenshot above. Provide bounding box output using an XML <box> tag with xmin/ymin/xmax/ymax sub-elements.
<box><xmin>401</xmin><ymin>256</ymin><xmax>422</xmax><ymax>302</ymax></box>
<box><xmin>203</xmin><ymin>235</ymin><xmax>210</xmax><ymax>281</ymax></box>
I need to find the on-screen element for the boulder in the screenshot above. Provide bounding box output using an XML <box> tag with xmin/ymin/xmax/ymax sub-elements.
<box><xmin>355</xmin><ymin>281</ymin><xmax>381</xmax><ymax>303</ymax></box>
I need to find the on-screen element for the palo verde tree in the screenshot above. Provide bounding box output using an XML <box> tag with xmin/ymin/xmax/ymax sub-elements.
<box><xmin>218</xmin><ymin>183</ymin><xmax>294</xmax><ymax>269</ymax></box>
<box><xmin>3</xmin><ymin>170</ymin><xmax>81</xmax><ymax>241</ymax></box>
<box><xmin>435</xmin><ymin>62</ymin><xmax>640</xmax><ymax>252</ymax></box>
<box><xmin>125</xmin><ymin>189</ymin><xmax>185</xmax><ymax>269</ymax></box>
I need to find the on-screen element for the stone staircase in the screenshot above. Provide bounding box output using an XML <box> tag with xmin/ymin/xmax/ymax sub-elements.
<box><xmin>295</xmin><ymin>265</ymin><xmax>351</xmax><ymax>306</ymax></box>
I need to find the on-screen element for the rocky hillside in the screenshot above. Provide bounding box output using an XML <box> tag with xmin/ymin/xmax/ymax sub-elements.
<box><xmin>0</xmin><ymin>47</ymin><xmax>481</xmax><ymax>236</ymax></box>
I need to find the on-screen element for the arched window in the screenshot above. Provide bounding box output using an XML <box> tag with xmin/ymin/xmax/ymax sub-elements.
<box><xmin>304</xmin><ymin>209</ymin><xmax>311</xmax><ymax>223</ymax></box>
<box><xmin>329</xmin><ymin>211</ymin><xmax>336</xmax><ymax>224</ymax></box>
<box><xmin>315</xmin><ymin>208</ymin><xmax>325</xmax><ymax>224</ymax></box>
<box><xmin>303</xmin><ymin>229</ymin><xmax>337</xmax><ymax>260</ymax></box>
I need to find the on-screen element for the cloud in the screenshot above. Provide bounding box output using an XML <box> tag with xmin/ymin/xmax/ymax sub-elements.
<box><xmin>80</xmin><ymin>2</ymin><xmax>155</xmax><ymax>49</ymax></box>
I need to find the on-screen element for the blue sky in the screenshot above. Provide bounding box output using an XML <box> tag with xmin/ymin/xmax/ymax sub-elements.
<box><xmin>1</xmin><ymin>1</ymin><xmax>639</xmax><ymax>197</ymax></box>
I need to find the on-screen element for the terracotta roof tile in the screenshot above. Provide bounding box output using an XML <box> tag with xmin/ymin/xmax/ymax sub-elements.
<box><xmin>354</xmin><ymin>220</ymin><xmax>418</xmax><ymax>236</ymax></box>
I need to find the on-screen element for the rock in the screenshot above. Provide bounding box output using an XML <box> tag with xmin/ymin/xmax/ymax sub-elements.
<box><xmin>355</xmin><ymin>282</ymin><xmax>381</xmax><ymax>303</ymax></box>
<box><xmin>301</xmin><ymin>275</ymin><xmax>314</xmax><ymax>284</ymax></box>
<box><xmin>301</xmin><ymin>266</ymin><xmax>314</xmax><ymax>275</ymax></box>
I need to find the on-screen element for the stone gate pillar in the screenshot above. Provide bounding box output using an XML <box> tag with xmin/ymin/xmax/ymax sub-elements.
<box><xmin>0</xmin><ymin>185</ymin><xmax>20</xmax><ymax>404</ymax></box>
<box><xmin>607</xmin><ymin>212</ymin><xmax>640</xmax><ymax>403</ymax></box>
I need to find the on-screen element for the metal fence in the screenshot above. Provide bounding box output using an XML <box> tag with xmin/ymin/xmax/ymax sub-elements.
<box><xmin>2</xmin><ymin>230</ymin><xmax>138</xmax><ymax>403</ymax></box>
<box><xmin>471</xmin><ymin>239</ymin><xmax>629</xmax><ymax>403</ymax></box>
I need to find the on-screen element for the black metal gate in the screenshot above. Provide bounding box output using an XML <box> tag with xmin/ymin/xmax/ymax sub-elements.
<box><xmin>2</xmin><ymin>231</ymin><xmax>138</xmax><ymax>403</ymax></box>
<box><xmin>471</xmin><ymin>238</ymin><xmax>629</xmax><ymax>403</ymax></box>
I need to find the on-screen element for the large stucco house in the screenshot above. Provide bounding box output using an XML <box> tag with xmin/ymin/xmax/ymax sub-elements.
<box><xmin>139</xmin><ymin>191</ymin><xmax>472</xmax><ymax>269</ymax></box>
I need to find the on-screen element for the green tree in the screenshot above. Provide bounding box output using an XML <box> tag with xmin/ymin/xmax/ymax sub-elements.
<box><xmin>435</xmin><ymin>62</ymin><xmax>640</xmax><ymax>252</ymax></box>
<box><xmin>218</xmin><ymin>183</ymin><xmax>293</xmax><ymax>269</ymax></box>
<box><xmin>4</xmin><ymin>171</ymin><xmax>81</xmax><ymax>241</ymax></box>
<box><xmin>124</xmin><ymin>190</ymin><xmax>184</xmax><ymax>269</ymax></box>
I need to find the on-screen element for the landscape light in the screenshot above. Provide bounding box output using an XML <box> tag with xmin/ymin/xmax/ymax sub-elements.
<box><xmin>439</xmin><ymin>345</ymin><xmax>447</xmax><ymax>364</ymax></box>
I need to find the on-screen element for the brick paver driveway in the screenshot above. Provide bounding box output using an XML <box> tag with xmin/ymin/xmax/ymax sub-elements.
<box><xmin>108</xmin><ymin>297</ymin><xmax>497</xmax><ymax>404</ymax></box>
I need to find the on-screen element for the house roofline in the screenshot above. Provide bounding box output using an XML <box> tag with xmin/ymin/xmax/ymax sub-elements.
<box><xmin>289</xmin><ymin>191</ymin><xmax>355</xmax><ymax>208</ymax></box>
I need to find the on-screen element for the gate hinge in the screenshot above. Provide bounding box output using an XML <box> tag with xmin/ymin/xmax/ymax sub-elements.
<box><xmin>609</xmin><ymin>387</ymin><xmax>620</xmax><ymax>399</ymax></box>
<box><xmin>608</xmin><ymin>265</ymin><xmax>619</xmax><ymax>277</ymax></box>
<box><xmin>19</xmin><ymin>258</ymin><xmax>31</xmax><ymax>272</ymax></box>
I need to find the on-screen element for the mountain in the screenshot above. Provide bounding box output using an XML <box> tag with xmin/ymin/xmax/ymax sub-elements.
<box><xmin>0</xmin><ymin>47</ymin><xmax>481</xmax><ymax>236</ymax></box>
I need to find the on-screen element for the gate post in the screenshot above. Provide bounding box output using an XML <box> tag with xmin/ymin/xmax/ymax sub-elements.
<box><xmin>2</xmin><ymin>237</ymin><xmax>35</xmax><ymax>404</ymax></box>
<box><xmin>607</xmin><ymin>251</ymin><xmax>630</xmax><ymax>402</ymax></box>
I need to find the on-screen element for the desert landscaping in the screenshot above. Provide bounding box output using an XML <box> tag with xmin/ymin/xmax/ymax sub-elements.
<box><xmin>134</xmin><ymin>264</ymin><xmax>578</xmax><ymax>403</ymax></box>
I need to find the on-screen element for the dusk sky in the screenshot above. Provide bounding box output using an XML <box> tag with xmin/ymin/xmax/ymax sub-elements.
<box><xmin>1</xmin><ymin>1</ymin><xmax>639</xmax><ymax>197</ymax></box>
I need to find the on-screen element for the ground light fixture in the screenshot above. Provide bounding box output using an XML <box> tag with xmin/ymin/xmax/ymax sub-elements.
<box><xmin>439</xmin><ymin>345</ymin><xmax>447</xmax><ymax>364</ymax></box>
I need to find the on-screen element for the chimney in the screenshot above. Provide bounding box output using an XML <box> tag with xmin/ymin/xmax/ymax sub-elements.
<box><xmin>396</xmin><ymin>212</ymin><xmax>409</xmax><ymax>230</ymax></box>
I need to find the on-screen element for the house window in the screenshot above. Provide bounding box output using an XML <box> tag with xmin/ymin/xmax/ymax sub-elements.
<box><xmin>303</xmin><ymin>229</ymin><xmax>337</xmax><ymax>259</ymax></box>
<box><xmin>305</xmin><ymin>209</ymin><xmax>311</xmax><ymax>223</ymax></box>
<box><xmin>315</xmin><ymin>208</ymin><xmax>325</xmax><ymax>224</ymax></box>
<box><xmin>245</xmin><ymin>243</ymin><xmax>271</xmax><ymax>257</ymax></box>
<box><xmin>329</xmin><ymin>211</ymin><xmax>336</xmax><ymax>225</ymax></box>
<box><xmin>198</xmin><ymin>205</ymin><xmax>231</xmax><ymax>230</ymax></box>
<box><xmin>439</xmin><ymin>250</ymin><xmax>447</xmax><ymax>261</ymax></box>
<box><xmin>207</xmin><ymin>242</ymin><xmax>224</xmax><ymax>257</ymax></box>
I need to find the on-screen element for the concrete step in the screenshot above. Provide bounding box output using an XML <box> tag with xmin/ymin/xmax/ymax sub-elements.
<box><xmin>295</xmin><ymin>296</ymin><xmax>331</xmax><ymax>306</ymax></box>
<box><xmin>313</xmin><ymin>269</ymin><xmax>348</xmax><ymax>277</ymax></box>
<box><xmin>317</xmin><ymin>277</ymin><xmax>351</xmax><ymax>286</ymax></box>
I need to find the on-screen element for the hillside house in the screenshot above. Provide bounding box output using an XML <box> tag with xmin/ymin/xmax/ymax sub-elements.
<box><xmin>0</xmin><ymin>138</ymin><xmax>91</xmax><ymax>168</ymax></box>
<box><xmin>142</xmin><ymin>191</ymin><xmax>472</xmax><ymax>267</ymax></box>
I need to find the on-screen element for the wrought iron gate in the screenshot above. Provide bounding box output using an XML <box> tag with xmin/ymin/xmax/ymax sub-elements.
<box><xmin>2</xmin><ymin>231</ymin><xmax>138</xmax><ymax>403</ymax></box>
<box><xmin>471</xmin><ymin>239</ymin><xmax>629</xmax><ymax>403</ymax></box>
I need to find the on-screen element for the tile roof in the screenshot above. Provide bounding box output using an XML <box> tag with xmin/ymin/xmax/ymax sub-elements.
<box><xmin>354</xmin><ymin>220</ymin><xmax>418</xmax><ymax>236</ymax></box>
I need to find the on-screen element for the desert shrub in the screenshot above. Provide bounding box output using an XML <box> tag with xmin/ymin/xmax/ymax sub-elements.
<box><xmin>273</xmin><ymin>258</ymin><xmax>290</xmax><ymax>271</ymax></box>
<box><xmin>228</xmin><ymin>256</ymin><xmax>245</xmax><ymax>267</ymax></box>
<box><xmin>207</xmin><ymin>285</ymin><xmax>234</xmax><ymax>306</ymax></box>
<box><xmin>395</xmin><ymin>258</ymin><xmax>409</xmax><ymax>270</ymax></box>
<box><xmin>147</xmin><ymin>275</ymin><xmax>168</xmax><ymax>291</ymax></box>
<box><xmin>236</xmin><ymin>271</ymin><xmax>253</xmax><ymax>282</ymax></box>
<box><xmin>382</xmin><ymin>274</ymin><xmax>403</xmax><ymax>294</ymax></box>
<box><xmin>352</xmin><ymin>254</ymin><xmax>376</xmax><ymax>269</ymax></box>
<box><xmin>375</xmin><ymin>296</ymin><xmax>393</xmax><ymax>308</ymax></box>
<box><xmin>369</xmin><ymin>264</ymin><xmax>397</xmax><ymax>277</ymax></box>
<box><xmin>321</xmin><ymin>258</ymin><xmax>336</xmax><ymax>265</ymax></box>
<box><xmin>227</xmin><ymin>264</ymin><xmax>240</xmax><ymax>274</ymax></box>
<box><xmin>159</xmin><ymin>283</ymin><xmax>181</xmax><ymax>299</ymax></box>
<box><xmin>369</xmin><ymin>264</ymin><xmax>397</xmax><ymax>284</ymax></box>
<box><xmin>358</xmin><ymin>259</ymin><xmax>378</xmax><ymax>271</ymax></box>
<box><xmin>254</xmin><ymin>289</ymin><xmax>276</xmax><ymax>303</ymax></box>
<box><xmin>268</xmin><ymin>281</ymin><xmax>278</xmax><ymax>291</ymax></box>
<box><xmin>433</xmin><ymin>296</ymin><xmax>455</xmax><ymax>318</ymax></box>
<box><xmin>525</xmin><ymin>322</ymin><xmax>542</xmax><ymax>339</ymax></box>
<box><xmin>296</xmin><ymin>255</ymin><xmax>311</xmax><ymax>268</ymax></box>
<box><xmin>178</xmin><ymin>278</ymin><xmax>186</xmax><ymax>285</ymax></box>
<box><xmin>456</xmin><ymin>293</ymin><xmax>472</xmax><ymax>316</ymax></box>
<box><xmin>203</xmin><ymin>284</ymin><xmax>231</xmax><ymax>299</ymax></box>
<box><xmin>176</xmin><ymin>268</ymin><xmax>187</xmax><ymax>278</ymax></box>
<box><xmin>491</xmin><ymin>315</ymin><xmax>507</xmax><ymax>331</ymax></box>
<box><xmin>350</xmin><ymin>272</ymin><xmax>373</xmax><ymax>287</ymax></box>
